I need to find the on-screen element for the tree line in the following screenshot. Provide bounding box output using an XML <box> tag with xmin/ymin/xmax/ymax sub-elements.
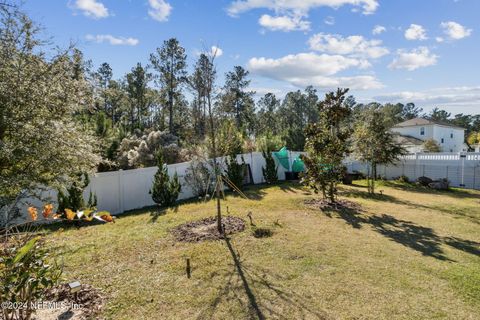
<box><xmin>3</xmin><ymin>4</ymin><xmax>480</xmax><ymax>222</ymax></box>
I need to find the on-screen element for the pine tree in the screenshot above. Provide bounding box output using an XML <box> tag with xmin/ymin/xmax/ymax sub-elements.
<box><xmin>262</xmin><ymin>150</ymin><xmax>278</xmax><ymax>184</ymax></box>
<box><xmin>58</xmin><ymin>173</ymin><xmax>90</xmax><ymax>212</ymax></box>
<box><xmin>151</xmin><ymin>151</ymin><xmax>181</xmax><ymax>207</ymax></box>
<box><xmin>226</xmin><ymin>154</ymin><xmax>245</xmax><ymax>191</ymax></box>
<box><xmin>150</xmin><ymin>38</ymin><xmax>187</xmax><ymax>134</ymax></box>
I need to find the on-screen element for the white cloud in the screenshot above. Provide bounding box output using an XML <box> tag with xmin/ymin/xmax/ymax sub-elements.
<box><xmin>259</xmin><ymin>14</ymin><xmax>310</xmax><ymax>31</ymax></box>
<box><xmin>250</xmin><ymin>87</ymin><xmax>284</xmax><ymax>97</ymax></box>
<box><xmin>86</xmin><ymin>34</ymin><xmax>139</xmax><ymax>46</ymax></box>
<box><xmin>211</xmin><ymin>46</ymin><xmax>223</xmax><ymax>57</ymax></box>
<box><xmin>324</xmin><ymin>16</ymin><xmax>335</xmax><ymax>26</ymax></box>
<box><xmin>389</xmin><ymin>47</ymin><xmax>438</xmax><ymax>71</ymax></box>
<box><xmin>148</xmin><ymin>0</ymin><xmax>172</xmax><ymax>22</ymax></box>
<box><xmin>404</xmin><ymin>24</ymin><xmax>428</xmax><ymax>40</ymax></box>
<box><xmin>228</xmin><ymin>0</ymin><xmax>379</xmax><ymax>16</ymax></box>
<box><xmin>308</xmin><ymin>33</ymin><xmax>389</xmax><ymax>59</ymax></box>
<box><xmin>374</xmin><ymin>86</ymin><xmax>480</xmax><ymax>110</ymax></box>
<box><xmin>372</xmin><ymin>25</ymin><xmax>386</xmax><ymax>35</ymax></box>
<box><xmin>440</xmin><ymin>21</ymin><xmax>472</xmax><ymax>40</ymax></box>
<box><xmin>228</xmin><ymin>0</ymin><xmax>378</xmax><ymax>32</ymax></box>
<box><xmin>436</xmin><ymin>37</ymin><xmax>444</xmax><ymax>43</ymax></box>
<box><xmin>247</xmin><ymin>52</ymin><xmax>382</xmax><ymax>90</ymax></box>
<box><xmin>73</xmin><ymin>0</ymin><xmax>109</xmax><ymax>19</ymax></box>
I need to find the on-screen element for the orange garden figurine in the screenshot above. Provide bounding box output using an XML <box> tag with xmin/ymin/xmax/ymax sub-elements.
<box><xmin>27</xmin><ymin>206</ymin><xmax>38</xmax><ymax>221</ymax></box>
<box><xmin>25</xmin><ymin>204</ymin><xmax>113</xmax><ymax>224</ymax></box>
<box><xmin>42</xmin><ymin>204</ymin><xmax>54</xmax><ymax>218</ymax></box>
<box><xmin>64</xmin><ymin>209</ymin><xmax>76</xmax><ymax>221</ymax></box>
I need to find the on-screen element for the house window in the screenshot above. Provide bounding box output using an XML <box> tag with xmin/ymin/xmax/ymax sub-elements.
<box><xmin>420</xmin><ymin>127</ymin><xmax>425</xmax><ymax>135</ymax></box>
<box><xmin>441</xmin><ymin>138</ymin><xmax>444</xmax><ymax>143</ymax></box>
<box><xmin>450</xmin><ymin>133</ymin><xmax>453</xmax><ymax>139</ymax></box>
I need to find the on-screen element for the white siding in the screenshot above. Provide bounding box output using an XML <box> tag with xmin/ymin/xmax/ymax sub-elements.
<box><xmin>392</xmin><ymin>124</ymin><xmax>465</xmax><ymax>152</ymax></box>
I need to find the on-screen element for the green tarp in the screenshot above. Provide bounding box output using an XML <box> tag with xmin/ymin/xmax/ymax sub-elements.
<box><xmin>273</xmin><ymin>147</ymin><xmax>290</xmax><ymax>170</ymax></box>
<box><xmin>292</xmin><ymin>157</ymin><xmax>305</xmax><ymax>172</ymax></box>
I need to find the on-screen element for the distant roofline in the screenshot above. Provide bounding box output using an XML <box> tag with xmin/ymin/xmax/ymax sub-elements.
<box><xmin>392</xmin><ymin>133</ymin><xmax>424</xmax><ymax>145</ymax></box>
<box><xmin>393</xmin><ymin>117</ymin><xmax>465</xmax><ymax>130</ymax></box>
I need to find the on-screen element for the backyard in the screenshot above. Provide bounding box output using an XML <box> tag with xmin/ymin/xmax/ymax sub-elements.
<box><xmin>43</xmin><ymin>181</ymin><xmax>480</xmax><ymax>319</ymax></box>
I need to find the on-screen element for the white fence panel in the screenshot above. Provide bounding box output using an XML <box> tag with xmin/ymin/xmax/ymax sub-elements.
<box><xmin>82</xmin><ymin>151</ymin><xmax>304</xmax><ymax>215</ymax></box>
<box><xmin>347</xmin><ymin>152</ymin><xmax>480</xmax><ymax>189</ymax></box>
<box><xmin>9</xmin><ymin>151</ymin><xmax>480</xmax><ymax>222</ymax></box>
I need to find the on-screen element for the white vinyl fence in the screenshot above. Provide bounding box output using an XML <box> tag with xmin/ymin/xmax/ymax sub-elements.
<box><xmin>6</xmin><ymin>151</ymin><xmax>480</xmax><ymax>224</ymax></box>
<box><xmin>82</xmin><ymin>151</ymin><xmax>305</xmax><ymax>215</ymax></box>
<box><xmin>2</xmin><ymin>151</ymin><xmax>303</xmax><ymax>225</ymax></box>
<box><xmin>346</xmin><ymin>152</ymin><xmax>480</xmax><ymax>189</ymax></box>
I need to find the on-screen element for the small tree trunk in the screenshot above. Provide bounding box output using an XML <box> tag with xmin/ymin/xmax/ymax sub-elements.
<box><xmin>168</xmin><ymin>89</ymin><xmax>174</xmax><ymax>134</ymax></box>
<box><xmin>368</xmin><ymin>163</ymin><xmax>376</xmax><ymax>194</ymax></box>
<box><xmin>328</xmin><ymin>181</ymin><xmax>335</xmax><ymax>203</ymax></box>
<box><xmin>207</xmin><ymin>94</ymin><xmax>223</xmax><ymax>235</ymax></box>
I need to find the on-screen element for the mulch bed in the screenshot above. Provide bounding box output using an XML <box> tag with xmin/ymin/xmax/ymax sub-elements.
<box><xmin>171</xmin><ymin>216</ymin><xmax>246</xmax><ymax>242</ymax></box>
<box><xmin>304</xmin><ymin>199</ymin><xmax>363</xmax><ymax>212</ymax></box>
<box><xmin>33</xmin><ymin>284</ymin><xmax>105</xmax><ymax>320</ymax></box>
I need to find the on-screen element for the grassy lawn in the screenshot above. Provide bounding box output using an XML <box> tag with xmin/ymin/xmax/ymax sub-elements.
<box><xmin>44</xmin><ymin>181</ymin><xmax>480</xmax><ymax>319</ymax></box>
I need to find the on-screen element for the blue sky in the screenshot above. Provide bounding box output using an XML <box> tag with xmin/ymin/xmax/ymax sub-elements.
<box><xmin>24</xmin><ymin>0</ymin><xmax>480</xmax><ymax>114</ymax></box>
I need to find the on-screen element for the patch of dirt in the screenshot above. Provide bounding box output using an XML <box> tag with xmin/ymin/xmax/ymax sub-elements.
<box><xmin>172</xmin><ymin>216</ymin><xmax>246</xmax><ymax>242</ymax></box>
<box><xmin>33</xmin><ymin>284</ymin><xmax>105</xmax><ymax>320</ymax></box>
<box><xmin>304</xmin><ymin>199</ymin><xmax>362</xmax><ymax>212</ymax></box>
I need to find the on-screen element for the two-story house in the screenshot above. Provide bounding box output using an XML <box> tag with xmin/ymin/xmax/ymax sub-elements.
<box><xmin>391</xmin><ymin>118</ymin><xmax>466</xmax><ymax>153</ymax></box>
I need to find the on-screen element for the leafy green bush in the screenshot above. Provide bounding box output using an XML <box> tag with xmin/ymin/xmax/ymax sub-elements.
<box><xmin>184</xmin><ymin>157</ymin><xmax>214</xmax><ymax>197</ymax></box>
<box><xmin>0</xmin><ymin>236</ymin><xmax>62</xmax><ymax>320</ymax></box>
<box><xmin>262</xmin><ymin>150</ymin><xmax>278</xmax><ymax>184</ymax></box>
<box><xmin>151</xmin><ymin>151</ymin><xmax>181</xmax><ymax>207</ymax></box>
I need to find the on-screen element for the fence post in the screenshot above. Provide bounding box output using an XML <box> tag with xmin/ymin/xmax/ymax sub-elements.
<box><xmin>474</xmin><ymin>166</ymin><xmax>477</xmax><ymax>190</ymax></box>
<box><xmin>460</xmin><ymin>153</ymin><xmax>466</xmax><ymax>187</ymax></box>
<box><xmin>118</xmin><ymin>169</ymin><xmax>124</xmax><ymax>214</ymax></box>
<box><xmin>414</xmin><ymin>153</ymin><xmax>418</xmax><ymax>179</ymax></box>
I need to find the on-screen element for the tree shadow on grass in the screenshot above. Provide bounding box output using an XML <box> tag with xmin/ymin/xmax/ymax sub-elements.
<box><xmin>149</xmin><ymin>207</ymin><xmax>170</xmax><ymax>223</ymax></box>
<box><xmin>340</xmin><ymin>187</ymin><xmax>480</xmax><ymax>225</ymax></box>
<box><xmin>320</xmin><ymin>203</ymin><xmax>480</xmax><ymax>261</ymax></box>
<box><xmin>196</xmin><ymin>237</ymin><xmax>329</xmax><ymax>320</ymax></box>
<box><xmin>381</xmin><ymin>181</ymin><xmax>480</xmax><ymax>200</ymax></box>
<box><xmin>276</xmin><ymin>181</ymin><xmax>310</xmax><ymax>194</ymax></box>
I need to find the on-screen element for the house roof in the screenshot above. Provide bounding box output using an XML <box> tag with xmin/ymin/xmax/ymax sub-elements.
<box><xmin>393</xmin><ymin>133</ymin><xmax>424</xmax><ymax>146</ymax></box>
<box><xmin>393</xmin><ymin>117</ymin><xmax>465</xmax><ymax>130</ymax></box>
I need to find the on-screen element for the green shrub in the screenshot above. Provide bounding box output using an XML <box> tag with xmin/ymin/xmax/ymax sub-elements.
<box><xmin>0</xmin><ymin>236</ymin><xmax>62</xmax><ymax>320</ymax></box>
<box><xmin>151</xmin><ymin>151</ymin><xmax>181</xmax><ymax>207</ymax></box>
<box><xmin>184</xmin><ymin>157</ymin><xmax>214</xmax><ymax>197</ymax></box>
<box><xmin>225</xmin><ymin>154</ymin><xmax>245</xmax><ymax>191</ymax></box>
<box><xmin>262</xmin><ymin>150</ymin><xmax>278</xmax><ymax>184</ymax></box>
<box><xmin>58</xmin><ymin>173</ymin><xmax>97</xmax><ymax>213</ymax></box>
<box><xmin>397</xmin><ymin>175</ymin><xmax>410</xmax><ymax>183</ymax></box>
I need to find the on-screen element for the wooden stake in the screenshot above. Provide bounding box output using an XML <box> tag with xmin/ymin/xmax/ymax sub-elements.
<box><xmin>186</xmin><ymin>258</ymin><xmax>191</xmax><ymax>279</ymax></box>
